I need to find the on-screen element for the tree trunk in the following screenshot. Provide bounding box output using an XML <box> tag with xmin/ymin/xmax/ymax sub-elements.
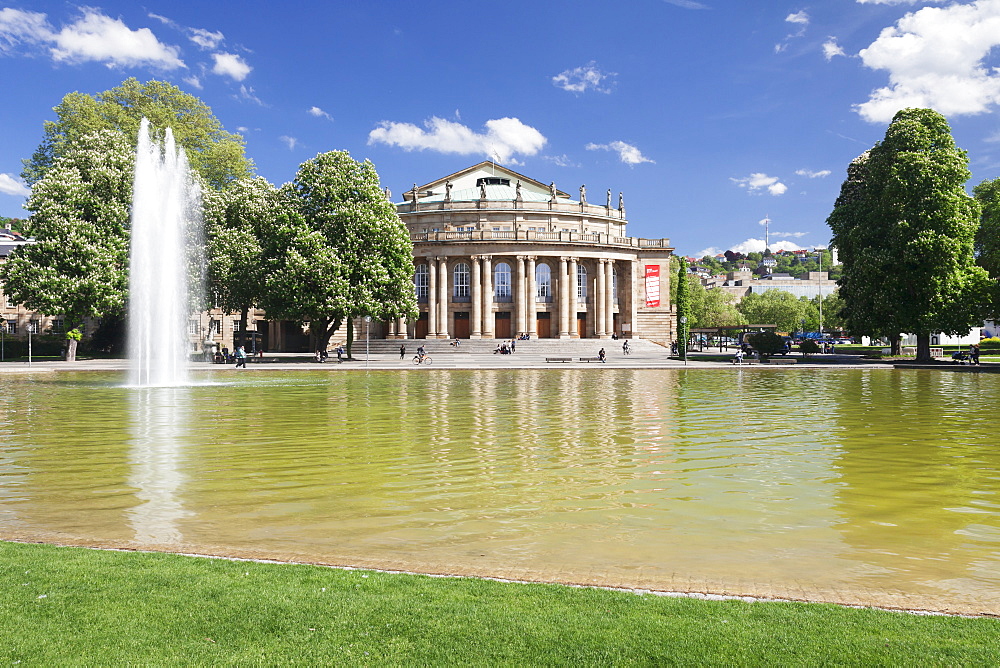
<box><xmin>65</xmin><ymin>337</ymin><xmax>78</xmax><ymax>362</ymax></box>
<box><xmin>915</xmin><ymin>332</ymin><xmax>932</xmax><ymax>362</ymax></box>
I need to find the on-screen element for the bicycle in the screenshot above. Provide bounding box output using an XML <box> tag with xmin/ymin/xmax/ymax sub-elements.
<box><xmin>412</xmin><ymin>354</ymin><xmax>433</xmax><ymax>365</ymax></box>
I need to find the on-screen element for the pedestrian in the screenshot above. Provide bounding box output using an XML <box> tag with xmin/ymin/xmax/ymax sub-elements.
<box><xmin>234</xmin><ymin>345</ymin><xmax>247</xmax><ymax>368</ymax></box>
<box><xmin>971</xmin><ymin>343</ymin><xmax>981</xmax><ymax>365</ymax></box>
<box><xmin>622</xmin><ymin>340</ymin><xmax>630</xmax><ymax>355</ymax></box>
<box><xmin>400</xmin><ymin>344</ymin><xmax>406</xmax><ymax>359</ymax></box>
<box><xmin>320</xmin><ymin>348</ymin><xmax>329</xmax><ymax>363</ymax></box>
<box><xmin>336</xmin><ymin>346</ymin><xmax>343</xmax><ymax>363</ymax></box>
<box><xmin>511</xmin><ymin>339</ymin><xmax>516</xmax><ymax>353</ymax></box>
<box><xmin>598</xmin><ymin>347</ymin><xmax>606</xmax><ymax>363</ymax></box>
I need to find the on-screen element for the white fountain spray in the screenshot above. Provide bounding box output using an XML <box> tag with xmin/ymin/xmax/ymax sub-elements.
<box><xmin>128</xmin><ymin>118</ymin><xmax>202</xmax><ymax>387</ymax></box>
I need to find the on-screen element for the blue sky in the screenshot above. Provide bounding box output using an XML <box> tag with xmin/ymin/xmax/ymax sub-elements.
<box><xmin>4</xmin><ymin>1</ymin><xmax>1000</xmax><ymax>258</ymax></box>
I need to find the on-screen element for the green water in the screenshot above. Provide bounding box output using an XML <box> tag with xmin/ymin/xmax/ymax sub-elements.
<box><xmin>1</xmin><ymin>368</ymin><xmax>998</xmax><ymax>612</ymax></box>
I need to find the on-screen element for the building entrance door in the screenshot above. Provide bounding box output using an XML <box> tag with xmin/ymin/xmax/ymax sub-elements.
<box><xmin>453</xmin><ymin>312</ymin><xmax>470</xmax><ymax>339</ymax></box>
<box><xmin>577</xmin><ymin>313</ymin><xmax>587</xmax><ymax>338</ymax></box>
<box><xmin>415</xmin><ymin>312</ymin><xmax>428</xmax><ymax>339</ymax></box>
<box><xmin>495</xmin><ymin>312</ymin><xmax>511</xmax><ymax>338</ymax></box>
<box><xmin>536</xmin><ymin>312</ymin><xmax>551</xmax><ymax>338</ymax></box>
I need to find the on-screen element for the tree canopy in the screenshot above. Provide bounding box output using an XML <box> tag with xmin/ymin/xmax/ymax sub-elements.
<box><xmin>1</xmin><ymin>130</ymin><xmax>134</xmax><ymax>359</ymax></box>
<box><xmin>828</xmin><ymin>108</ymin><xmax>990</xmax><ymax>360</ymax></box>
<box><xmin>23</xmin><ymin>78</ymin><xmax>252</xmax><ymax>189</ymax></box>
<box><xmin>736</xmin><ymin>290</ymin><xmax>806</xmax><ymax>333</ymax></box>
<box><xmin>274</xmin><ymin>151</ymin><xmax>417</xmax><ymax>353</ymax></box>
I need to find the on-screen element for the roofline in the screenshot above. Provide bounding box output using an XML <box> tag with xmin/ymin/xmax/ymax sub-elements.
<box><xmin>417</xmin><ymin>161</ymin><xmax>570</xmax><ymax>198</ymax></box>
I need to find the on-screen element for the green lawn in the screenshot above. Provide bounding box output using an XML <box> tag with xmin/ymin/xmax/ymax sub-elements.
<box><xmin>1</xmin><ymin>542</ymin><xmax>998</xmax><ymax>665</ymax></box>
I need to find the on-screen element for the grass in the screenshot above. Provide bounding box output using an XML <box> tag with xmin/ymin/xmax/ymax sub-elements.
<box><xmin>1</xmin><ymin>542</ymin><xmax>998</xmax><ymax>665</ymax></box>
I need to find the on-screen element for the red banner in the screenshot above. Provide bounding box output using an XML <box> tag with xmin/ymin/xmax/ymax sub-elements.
<box><xmin>645</xmin><ymin>265</ymin><xmax>660</xmax><ymax>307</ymax></box>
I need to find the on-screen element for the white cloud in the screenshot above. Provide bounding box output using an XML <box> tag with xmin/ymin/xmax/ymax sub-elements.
<box><xmin>212</xmin><ymin>52</ymin><xmax>250</xmax><ymax>80</ymax></box>
<box><xmin>731</xmin><ymin>173</ymin><xmax>787</xmax><ymax>195</ymax></box>
<box><xmin>189</xmin><ymin>28</ymin><xmax>223</xmax><ymax>50</ymax></box>
<box><xmin>786</xmin><ymin>11</ymin><xmax>810</xmax><ymax>25</ymax></box>
<box><xmin>238</xmin><ymin>85</ymin><xmax>263</xmax><ymax>105</ymax></box>
<box><xmin>696</xmin><ymin>247</ymin><xmax>722</xmax><ymax>258</ymax></box>
<box><xmin>823</xmin><ymin>38</ymin><xmax>846</xmax><ymax>60</ymax></box>
<box><xmin>543</xmin><ymin>154</ymin><xmax>580</xmax><ymax>168</ymax></box>
<box><xmin>795</xmin><ymin>169</ymin><xmax>832</xmax><ymax>178</ymax></box>
<box><xmin>0</xmin><ymin>173</ymin><xmax>29</xmax><ymax>197</ymax></box>
<box><xmin>728</xmin><ymin>238</ymin><xmax>808</xmax><ymax>254</ymax></box>
<box><xmin>552</xmin><ymin>62</ymin><xmax>616</xmax><ymax>94</ymax></box>
<box><xmin>0</xmin><ymin>7</ymin><xmax>184</xmax><ymax>70</ymax></box>
<box><xmin>183</xmin><ymin>75</ymin><xmax>202</xmax><ymax>89</ymax></box>
<box><xmin>368</xmin><ymin>116</ymin><xmax>547</xmax><ymax>163</ymax></box>
<box><xmin>855</xmin><ymin>0</ymin><xmax>1000</xmax><ymax>122</ymax></box>
<box><xmin>585</xmin><ymin>141</ymin><xmax>655</xmax><ymax>165</ymax></box>
<box><xmin>308</xmin><ymin>106</ymin><xmax>333</xmax><ymax>121</ymax></box>
<box><xmin>279</xmin><ymin>136</ymin><xmax>297</xmax><ymax>150</ymax></box>
<box><xmin>663</xmin><ymin>0</ymin><xmax>709</xmax><ymax>8</ymax></box>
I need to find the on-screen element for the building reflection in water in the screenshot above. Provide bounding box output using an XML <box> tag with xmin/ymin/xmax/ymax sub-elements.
<box><xmin>127</xmin><ymin>386</ymin><xmax>192</xmax><ymax>545</ymax></box>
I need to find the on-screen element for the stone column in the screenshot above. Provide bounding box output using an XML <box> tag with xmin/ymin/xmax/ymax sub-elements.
<box><xmin>596</xmin><ymin>259</ymin><xmax>607</xmax><ymax>339</ymax></box>
<box><xmin>482</xmin><ymin>255</ymin><xmax>494</xmax><ymax>339</ymax></box>
<box><xmin>527</xmin><ymin>256</ymin><xmax>537</xmax><ymax>338</ymax></box>
<box><xmin>427</xmin><ymin>257</ymin><xmax>438</xmax><ymax>338</ymax></box>
<box><xmin>568</xmin><ymin>257</ymin><xmax>579</xmax><ymax>338</ymax></box>
<box><xmin>516</xmin><ymin>255</ymin><xmax>527</xmax><ymax>336</ymax></box>
<box><xmin>471</xmin><ymin>256</ymin><xmax>482</xmax><ymax>339</ymax></box>
<box><xmin>605</xmin><ymin>259</ymin><xmax>615</xmax><ymax>338</ymax></box>
<box><xmin>559</xmin><ymin>256</ymin><xmax>570</xmax><ymax>339</ymax></box>
<box><xmin>438</xmin><ymin>257</ymin><xmax>449</xmax><ymax>338</ymax></box>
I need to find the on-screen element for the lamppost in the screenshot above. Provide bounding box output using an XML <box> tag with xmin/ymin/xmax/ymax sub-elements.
<box><xmin>27</xmin><ymin>320</ymin><xmax>34</xmax><ymax>367</ymax></box>
<box><xmin>816</xmin><ymin>250</ymin><xmax>824</xmax><ymax>338</ymax></box>
<box><xmin>364</xmin><ymin>316</ymin><xmax>371</xmax><ymax>368</ymax></box>
<box><xmin>680</xmin><ymin>316</ymin><xmax>688</xmax><ymax>366</ymax></box>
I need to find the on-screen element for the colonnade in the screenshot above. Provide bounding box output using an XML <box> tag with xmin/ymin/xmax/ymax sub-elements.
<box><xmin>387</xmin><ymin>255</ymin><xmax>621</xmax><ymax>339</ymax></box>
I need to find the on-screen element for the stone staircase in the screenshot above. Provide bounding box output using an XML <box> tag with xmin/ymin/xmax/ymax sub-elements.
<box><xmin>348</xmin><ymin>337</ymin><xmax>666</xmax><ymax>356</ymax></box>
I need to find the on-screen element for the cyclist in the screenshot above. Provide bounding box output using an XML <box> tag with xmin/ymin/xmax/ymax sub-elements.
<box><xmin>417</xmin><ymin>344</ymin><xmax>426</xmax><ymax>361</ymax></box>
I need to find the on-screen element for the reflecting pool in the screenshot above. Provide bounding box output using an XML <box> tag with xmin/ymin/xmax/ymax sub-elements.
<box><xmin>1</xmin><ymin>368</ymin><xmax>998</xmax><ymax>614</ymax></box>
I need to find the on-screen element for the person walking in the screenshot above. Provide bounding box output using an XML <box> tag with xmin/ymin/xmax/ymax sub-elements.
<box><xmin>234</xmin><ymin>345</ymin><xmax>247</xmax><ymax>368</ymax></box>
<box><xmin>971</xmin><ymin>343</ymin><xmax>981</xmax><ymax>365</ymax></box>
<box><xmin>400</xmin><ymin>344</ymin><xmax>406</xmax><ymax>360</ymax></box>
<box><xmin>622</xmin><ymin>340</ymin><xmax>630</xmax><ymax>355</ymax></box>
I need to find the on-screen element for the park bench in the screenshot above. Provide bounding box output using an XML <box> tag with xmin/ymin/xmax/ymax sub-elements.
<box><xmin>732</xmin><ymin>359</ymin><xmax>758</xmax><ymax>365</ymax></box>
<box><xmin>579</xmin><ymin>357</ymin><xmax>604</xmax><ymax>363</ymax></box>
<box><xmin>764</xmin><ymin>357</ymin><xmax>796</xmax><ymax>364</ymax></box>
<box><xmin>545</xmin><ymin>357</ymin><xmax>572</xmax><ymax>363</ymax></box>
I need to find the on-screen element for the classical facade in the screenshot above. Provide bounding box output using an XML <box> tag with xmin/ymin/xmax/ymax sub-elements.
<box><xmin>378</xmin><ymin>162</ymin><xmax>675</xmax><ymax>342</ymax></box>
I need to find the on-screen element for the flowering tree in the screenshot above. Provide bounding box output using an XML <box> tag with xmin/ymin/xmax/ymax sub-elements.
<box><xmin>274</xmin><ymin>151</ymin><xmax>417</xmax><ymax>354</ymax></box>
<box><xmin>1</xmin><ymin>130</ymin><xmax>133</xmax><ymax>361</ymax></box>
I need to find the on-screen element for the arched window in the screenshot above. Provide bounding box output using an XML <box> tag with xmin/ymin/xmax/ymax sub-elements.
<box><xmin>577</xmin><ymin>264</ymin><xmax>588</xmax><ymax>301</ymax></box>
<box><xmin>414</xmin><ymin>264</ymin><xmax>429</xmax><ymax>302</ymax></box>
<box><xmin>494</xmin><ymin>262</ymin><xmax>512</xmax><ymax>302</ymax></box>
<box><xmin>453</xmin><ymin>262</ymin><xmax>471</xmax><ymax>301</ymax></box>
<box><xmin>536</xmin><ymin>263</ymin><xmax>552</xmax><ymax>302</ymax></box>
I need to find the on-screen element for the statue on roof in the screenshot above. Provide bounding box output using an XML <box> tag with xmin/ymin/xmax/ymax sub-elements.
<box><xmin>479</xmin><ymin>182</ymin><xmax>487</xmax><ymax>199</ymax></box>
<box><xmin>515</xmin><ymin>180</ymin><xmax>522</xmax><ymax>200</ymax></box>
<box><xmin>606</xmin><ymin>189</ymin><xmax>612</xmax><ymax>208</ymax></box>
<box><xmin>549</xmin><ymin>182</ymin><xmax>557</xmax><ymax>201</ymax></box>
<box><xmin>444</xmin><ymin>180</ymin><xmax>452</xmax><ymax>201</ymax></box>
<box><xmin>618</xmin><ymin>192</ymin><xmax>624</xmax><ymax>210</ymax></box>
<box><xmin>384</xmin><ymin>187</ymin><xmax>392</xmax><ymax>201</ymax></box>
<box><xmin>579</xmin><ymin>184</ymin><xmax>587</xmax><ymax>204</ymax></box>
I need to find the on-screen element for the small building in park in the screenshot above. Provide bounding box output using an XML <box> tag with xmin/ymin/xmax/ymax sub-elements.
<box><xmin>375</xmin><ymin>161</ymin><xmax>675</xmax><ymax>342</ymax></box>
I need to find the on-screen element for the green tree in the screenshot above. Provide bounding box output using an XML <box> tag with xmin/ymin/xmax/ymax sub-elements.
<box><xmin>973</xmin><ymin>178</ymin><xmax>1000</xmax><ymax>294</ymax></box>
<box><xmin>203</xmin><ymin>177</ymin><xmax>279</xmax><ymax>334</ymax></box>
<box><xmin>23</xmin><ymin>78</ymin><xmax>252</xmax><ymax>189</ymax></box>
<box><xmin>1</xmin><ymin>130</ymin><xmax>133</xmax><ymax>361</ymax></box>
<box><xmin>675</xmin><ymin>261</ymin><xmax>690</xmax><ymax>352</ymax></box>
<box><xmin>745</xmin><ymin>330</ymin><xmax>786</xmax><ymax>360</ymax></box>
<box><xmin>279</xmin><ymin>151</ymin><xmax>417</xmax><ymax>354</ymax></box>
<box><xmin>828</xmin><ymin>108</ymin><xmax>990</xmax><ymax>361</ymax></box>
<box><xmin>736</xmin><ymin>290</ymin><xmax>806</xmax><ymax>333</ymax></box>
<box><xmin>687</xmin><ymin>276</ymin><xmax>745</xmax><ymax>329</ymax></box>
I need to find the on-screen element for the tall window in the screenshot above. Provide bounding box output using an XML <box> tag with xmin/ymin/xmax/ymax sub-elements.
<box><xmin>494</xmin><ymin>262</ymin><xmax>512</xmax><ymax>302</ymax></box>
<box><xmin>536</xmin><ymin>263</ymin><xmax>552</xmax><ymax>302</ymax></box>
<box><xmin>5</xmin><ymin>320</ymin><xmax>16</xmax><ymax>335</ymax></box>
<box><xmin>613</xmin><ymin>269</ymin><xmax>619</xmax><ymax>304</ymax></box>
<box><xmin>50</xmin><ymin>318</ymin><xmax>65</xmax><ymax>334</ymax></box>
<box><xmin>453</xmin><ymin>262</ymin><xmax>471</xmax><ymax>300</ymax></box>
<box><xmin>414</xmin><ymin>264</ymin><xmax>429</xmax><ymax>302</ymax></box>
<box><xmin>577</xmin><ymin>265</ymin><xmax>588</xmax><ymax>301</ymax></box>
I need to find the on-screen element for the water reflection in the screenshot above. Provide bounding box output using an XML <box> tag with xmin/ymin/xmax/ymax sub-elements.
<box><xmin>2</xmin><ymin>369</ymin><xmax>1000</xmax><ymax>613</ymax></box>
<box><xmin>127</xmin><ymin>387</ymin><xmax>192</xmax><ymax>545</ymax></box>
